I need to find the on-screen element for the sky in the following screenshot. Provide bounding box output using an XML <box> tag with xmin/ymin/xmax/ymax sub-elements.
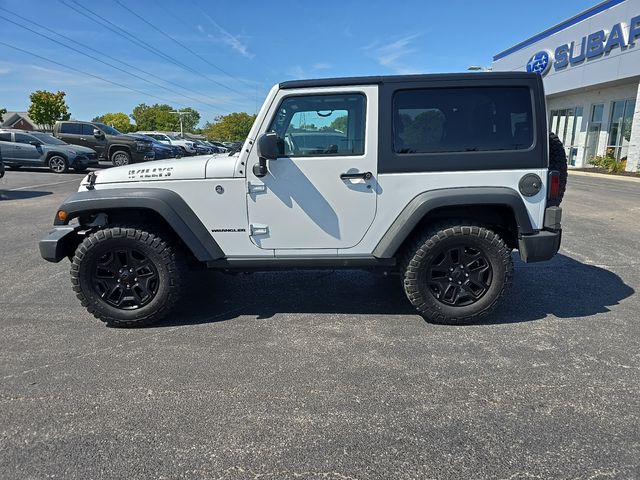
<box><xmin>0</xmin><ymin>0</ymin><xmax>598</xmax><ymax>126</ymax></box>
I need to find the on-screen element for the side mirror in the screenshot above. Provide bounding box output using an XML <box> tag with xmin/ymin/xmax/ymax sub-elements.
<box><xmin>93</xmin><ymin>129</ymin><xmax>104</xmax><ymax>138</ymax></box>
<box><xmin>29</xmin><ymin>140</ymin><xmax>42</xmax><ymax>147</ymax></box>
<box><xmin>257</xmin><ymin>132</ymin><xmax>281</xmax><ymax>160</ymax></box>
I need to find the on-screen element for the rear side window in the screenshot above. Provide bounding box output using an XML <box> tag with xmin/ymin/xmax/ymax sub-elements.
<box><xmin>59</xmin><ymin>123</ymin><xmax>81</xmax><ymax>134</ymax></box>
<box><xmin>393</xmin><ymin>87</ymin><xmax>533</xmax><ymax>154</ymax></box>
<box><xmin>0</xmin><ymin>133</ymin><xmax>10</xmax><ymax>141</ymax></box>
<box><xmin>269</xmin><ymin>93</ymin><xmax>366</xmax><ymax>157</ymax></box>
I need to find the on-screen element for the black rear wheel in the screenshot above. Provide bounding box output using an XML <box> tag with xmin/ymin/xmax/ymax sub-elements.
<box><xmin>401</xmin><ymin>223</ymin><xmax>513</xmax><ymax>325</ymax></box>
<box><xmin>71</xmin><ymin>226</ymin><xmax>187</xmax><ymax>327</ymax></box>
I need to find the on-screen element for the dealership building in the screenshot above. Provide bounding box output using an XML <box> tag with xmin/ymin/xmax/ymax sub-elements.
<box><xmin>492</xmin><ymin>0</ymin><xmax>640</xmax><ymax>172</ymax></box>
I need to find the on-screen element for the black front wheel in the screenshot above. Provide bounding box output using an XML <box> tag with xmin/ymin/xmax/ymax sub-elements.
<box><xmin>71</xmin><ymin>226</ymin><xmax>187</xmax><ymax>327</ymax></box>
<box><xmin>401</xmin><ymin>223</ymin><xmax>513</xmax><ymax>325</ymax></box>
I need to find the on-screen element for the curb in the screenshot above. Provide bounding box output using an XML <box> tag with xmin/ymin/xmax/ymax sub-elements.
<box><xmin>568</xmin><ymin>170</ymin><xmax>640</xmax><ymax>183</ymax></box>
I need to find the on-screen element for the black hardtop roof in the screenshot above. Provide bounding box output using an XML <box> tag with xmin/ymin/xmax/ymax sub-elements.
<box><xmin>279</xmin><ymin>71</ymin><xmax>538</xmax><ymax>89</ymax></box>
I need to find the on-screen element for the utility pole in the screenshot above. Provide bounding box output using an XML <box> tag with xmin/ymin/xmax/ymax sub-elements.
<box><xmin>170</xmin><ymin>110</ymin><xmax>190</xmax><ymax>136</ymax></box>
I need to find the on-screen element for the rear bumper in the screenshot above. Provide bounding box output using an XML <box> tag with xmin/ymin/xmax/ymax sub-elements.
<box><xmin>39</xmin><ymin>226</ymin><xmax>78</xmax><ymax>263</ymax></box>
<box><xmin>518</xmin><ymin>206</ymin><xmax>562</xmax><ymax>263</ymax></box>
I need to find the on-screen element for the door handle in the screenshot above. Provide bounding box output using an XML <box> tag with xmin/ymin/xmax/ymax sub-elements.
<box><xmin>340</xmin><ymin>171</ymin><xmax>372</xmax><ymax>180</ymax></box>
<box><xmin>79</xmin><ymin>137</ymin><xmax>86</xmax><ymax>141</ymax></box>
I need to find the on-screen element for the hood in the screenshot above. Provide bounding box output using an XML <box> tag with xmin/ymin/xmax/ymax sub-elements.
<box><xmin>54</xmin><ymin>143</ymin><xmax>95</xmax><ymax>154</ymax></box>
<box><xmin>81</xmin><ymin>153</ymin><xmax>238</xmax><ymax>187</ymax></box>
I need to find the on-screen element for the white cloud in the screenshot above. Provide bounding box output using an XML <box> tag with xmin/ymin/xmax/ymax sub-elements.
<box><xmin>312</xmin><ymin>62</ymin><xmax>332</xmax><ymax>70</ymax></box>
<box><xmin>199</xmin><ymin>14</ymin><xmax>253</xmax><ymax>59</ymax></box>
<box><xmin>0</xmin><ymin>67</ymin><xmax>11</xmax><ymax>75</ymax></box>
<box><xmin>364</xmin><ymin>33</ymin><xmax>423</xmax><ymax>74</ymax></box>
<box><xmin>286</xmin><ymin>65</ymin><xmax>305</xmax><ymax>80</ymax></box>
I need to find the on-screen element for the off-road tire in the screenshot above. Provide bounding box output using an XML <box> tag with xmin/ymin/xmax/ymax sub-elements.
<box><xmin>70</xmin><ymin>226</ymin><xmax>187</xmax><ymax>327</ymax></box>
<box><xmin>111</xmin><ymin>150</ymin><xmax>131</xmax><ymax>167</ymax></box>
<box><xmin>548</xmin><ymin>133</ymin><xmax>568</xmax><ymax>206</ymax></box>
<box><xmin>400</xmin><ymin>223</ymin><xmax>513</xmax><ymax>325</ymax></box>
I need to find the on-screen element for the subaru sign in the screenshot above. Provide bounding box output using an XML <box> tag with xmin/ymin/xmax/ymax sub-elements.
<box><xmin>525</xmin><ymin>15</ymin><xmax>640</xmax><ymax>75</ymax></box>
<box><xmin>526</xmin><ymin>51</ymin><xmax>552</xmax><ymax>76</ymax></box>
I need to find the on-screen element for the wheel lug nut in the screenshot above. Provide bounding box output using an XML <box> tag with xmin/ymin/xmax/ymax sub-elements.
<box><xmin>465</xmin><ymin>273</ymin><xmax>469</xmax><ymax>277</ymax></box>
<box><xmin>458</xmin><ymin>281</ymin><xmax>462</xmax><ymax>285</ymax></box>
<box><xmin>449</xmin><ymin>267</ymin><xmax>454</xmax><ymax>272</ymax></box>
<box><xmin>448</xmin><ymin>277</ymin><xmax>453</xmax><ymax>281</ymax></box>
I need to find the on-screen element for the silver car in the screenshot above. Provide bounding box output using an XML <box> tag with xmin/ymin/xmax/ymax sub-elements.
<box><xmin>0</xmin><ymin>129</ymin><xmax>98</xmax><ymax>173</ymax></box>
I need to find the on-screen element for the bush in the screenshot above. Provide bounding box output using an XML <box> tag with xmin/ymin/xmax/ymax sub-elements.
<box><xmin>589</xmin><ymin>155</ymin><xmax>626</xmax><ymax>173</ymax></box>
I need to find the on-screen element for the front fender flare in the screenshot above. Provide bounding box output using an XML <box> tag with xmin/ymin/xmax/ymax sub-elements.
<box><xmin>54</xmin><ymin>188</ymin><xmax>224</xmax><ymax>261</ymax></box>
<box><xmin>373</xmin><ymin>187</ymin><xmax>535</xmax><ymax>258</ymax></box>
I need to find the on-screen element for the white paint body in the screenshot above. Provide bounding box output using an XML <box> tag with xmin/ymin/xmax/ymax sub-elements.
<box><xmin>82</xmin><ymin>84</ymin><xmax>548</xmax><ymax>259</ymax></box>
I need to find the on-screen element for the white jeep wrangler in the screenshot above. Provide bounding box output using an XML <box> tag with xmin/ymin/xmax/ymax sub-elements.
<box><xmin>40</xmin><ymin>73</ymin><xmax>566</xmax><ymax>327</ymax></box>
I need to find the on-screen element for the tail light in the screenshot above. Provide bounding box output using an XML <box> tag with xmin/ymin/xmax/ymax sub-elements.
<box><xmin>548</xmin><ymin>171</ymin><xmax>560</xmax><ymax>202</ymax></box>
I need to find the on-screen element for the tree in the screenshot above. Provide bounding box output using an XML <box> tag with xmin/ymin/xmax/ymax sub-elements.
<box><xmin>130</xmin><ymin>104</ymin><xmax>200</xmax><ymax>132</ymax></box>
<box><xmin>203</xmin><ymin>112</ymin><xmax>257</xmax><ymax>141</ymax></box>
<box><xmin>92</xmin><ymin>112</ymin><xmax>135</xmax><ymax>133</ymax></box>
<box><xmin>27</xmin><ymin>90</ymin><xmax>71</xmax><ymax>132</ymax></box>
<box><xmin>0</xmin><ymin>107</ymin><xmax>6</xmax><ymax>123</ymax></box>
<box><xmin>328</xmin><ymin>115</ymin><xmax>347</xmax><ymax>132</ymax></box>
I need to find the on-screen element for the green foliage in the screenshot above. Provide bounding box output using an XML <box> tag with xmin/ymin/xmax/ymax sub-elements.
<box><xmin>203</xmin><ymin>112</ymin><xmax>257</xmax><ymax>141</ymax></box>
<box><xmin>27</xmin><ymin>90</ymin><xmax>71</xmax><ymax>132</ymax></box>
<box><xmin>0</xmin><ymin>107</ymin><xmax>6</xmax><ymax>123</ymax></box>
<box><xmin>329</xmin><ymin>115</ymin><xmax>347</xmax><ymax>132</ymax></box>
<box><xmin>92</xmin><ymin>112</ymin><xmax>135</xmax><ymax>133</ymax></box>
<box><xmin>590</xmin><ymin>155</ymin><xmax>626</xmax><ymax>173</ymax></box>
<box><xmin>130</xmin><ymin>104</ymin><xmax>200</xmax><ymax>132</ymax></box>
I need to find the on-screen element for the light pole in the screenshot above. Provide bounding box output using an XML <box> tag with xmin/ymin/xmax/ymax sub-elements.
<box><xmin>170</xmin><ymin>110</ymin><xmax>191</xmax><ymax>136</ymax></box>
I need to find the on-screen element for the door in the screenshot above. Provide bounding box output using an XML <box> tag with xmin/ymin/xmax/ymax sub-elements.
<box><xmin>246</xmin><ymin>88</ymin><xmax>377</xmax><ymax>250</ymax></box>
<box><xmin>0</xmin><ymin>132</ymin><xmax>19</xmax><ymax>161</ymax></box>
<box><xmin>78</xmin><ymin>123</ymin><xmax>106</xmax><ymax>156</ymax></box>
<box><xmin>14</xmin><ymin>133</ymin><xmax>42</xmax><ymax>165</ymax></box>
<box><xmin>583</xmin><ymin>103</ymin><xmax>603</xmax><ymax>164</ymax></box>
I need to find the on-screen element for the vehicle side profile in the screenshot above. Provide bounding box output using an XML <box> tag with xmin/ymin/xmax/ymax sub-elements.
<box><xmin>136</xmin><ymin>131</ymin><xmax>197</xmax><ymax>156</ymax></box>
<box><xmin>40</xmin><ymin>72</ymin><xmax>566</xmax><ymax>327</ymax></box>
<box><xmin>54</xmin><ymin>121</ymin><xmax>155</xmax><ymax>166</ymax></box>
<box><xmin>0</xmin><ymin>129</ymin><xmax>98</xmax><ymax>173</ymax></box>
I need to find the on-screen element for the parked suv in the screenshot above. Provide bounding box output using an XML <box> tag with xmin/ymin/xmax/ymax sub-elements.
<box><xmin>0</xmin><ymin>129</ymin><xmax>98</xmax><ymax>173</ymax></box>
<box><xmin>54</xmin><ymin>121</ymin><xmax>154</xmax><ymax>166</ymax></box>
<box><xmin>41</xmin><ymin>73</ymin><xmax>566</xmax><ymax>328</ymax></box>
<box><xmin>136</xmin><ymin>131</ymin><xmax>197</xmax><ymax>156</ymax></box>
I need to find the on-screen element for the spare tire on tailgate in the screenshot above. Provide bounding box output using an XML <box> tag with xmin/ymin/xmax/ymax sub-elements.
<box><xmin>548</xmin><ymin>133</ymin><xmax>568</xmax><ymax>206</ymax></box>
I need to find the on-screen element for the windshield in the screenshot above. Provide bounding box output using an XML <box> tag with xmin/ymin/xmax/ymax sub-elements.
<box><xmin>31</xmin><ymin>132</ymin><xmax>67</xmax><ymax>145</ymax></box>
<box><xmin>165</xmin><ymin>133</ymin><xmax>179</xmax><ymax>140</ymax></box>
<box><xmin>93</xmin><ymin>123</ymin><xmax>122</xmax><ymax>136</ymax></box>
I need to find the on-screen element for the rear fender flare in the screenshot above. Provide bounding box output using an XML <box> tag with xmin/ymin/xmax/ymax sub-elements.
<box><xmin>373</xmin><ymin>187</ymin><xmax>535</xmax><ymax>258</ymax></box>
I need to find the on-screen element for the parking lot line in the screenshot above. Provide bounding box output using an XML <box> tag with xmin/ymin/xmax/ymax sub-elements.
<box><xmin>8</xmin><ymin>178</ymin><xmax>81</xmax><ymax>191</ymax></box>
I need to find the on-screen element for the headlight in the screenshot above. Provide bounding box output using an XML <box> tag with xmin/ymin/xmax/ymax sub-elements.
<box><xmin>135</xmin><ymin>141</ymin><xmax>152</xmax><ymax>151</ymax></box>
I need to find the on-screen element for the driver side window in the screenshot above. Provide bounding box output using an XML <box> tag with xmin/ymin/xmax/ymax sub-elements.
<box><xmin>269</xmin><ymin>93</ymin><xmax>365</xmax><ymax>157</ymax></box>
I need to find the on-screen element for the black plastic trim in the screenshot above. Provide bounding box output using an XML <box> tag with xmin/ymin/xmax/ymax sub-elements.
<box><xmin>279</xmin><ymin>72</ymin><xmax>539</xmax><ymax>89</ymax></box>
<box><xmin>39</xmin><ymin>226</ymin><xmax>78</xmax><ymax>263</ymax></box>
<box><xmin>518</xmin><ymin>230</ymin><xmax>562</xmax><ymax>263</ymax></box>
<box><xmin>53</xmin><ymin>188</ymin><xmax>224</xmax><ymax>261</ymax></box>
<box><xmin>206</xmin><ymin>256</ymin><xmax>396</xmax><ymax>270</ymax></box>
<box><xmin>373</xmin><ymin>187</ymin><xmax>535</xmax><ymax>258</ymax></box>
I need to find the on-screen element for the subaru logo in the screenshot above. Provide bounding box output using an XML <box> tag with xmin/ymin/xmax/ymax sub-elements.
<box><xmin>526</xmin><ymin>51</ymin><xmax>552</xmax><ymax>76</ymax></box>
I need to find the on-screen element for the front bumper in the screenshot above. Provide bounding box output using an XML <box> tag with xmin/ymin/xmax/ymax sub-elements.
<box><xmin>518</xmin><ymin>206</ymin><xmax>562</xmax><ymax>263</ymax></box>
<box><xmin>73</xmin><ymin>154</ymin><xmax>99</xmax><ymax>167</ymax></box>
<box><xmin>39</xmin><ymin>226</ymin><xmax>79</xmax><ymax>263</ymax></box>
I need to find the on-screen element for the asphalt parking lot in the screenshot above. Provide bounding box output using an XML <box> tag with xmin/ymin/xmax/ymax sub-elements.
<box><xmin>1</xmin><ymin>167</ymin><xmax>638</xmax><ymax>479</ymax></box>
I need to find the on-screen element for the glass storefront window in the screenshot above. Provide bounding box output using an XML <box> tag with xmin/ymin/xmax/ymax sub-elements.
<box><xmin>607</xmin><ymin>99</ymin><xmax>636</xmax><ymax>161</ymax></box>
<box><xmin>550</xmin><ymin>106</ymin><xmax>583</xmax><ymax>165</ymax></box>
